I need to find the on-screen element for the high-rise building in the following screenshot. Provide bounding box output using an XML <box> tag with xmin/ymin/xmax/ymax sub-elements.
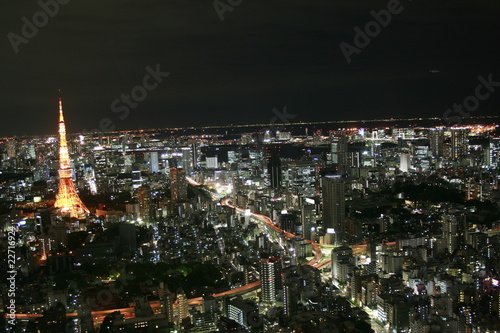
<box><xmin>392</xmin><ymin>128</ymin><xmax>415</xmax><ymax>140</ymax></box>
<box><xmin>451</xmin><ymin>127</ymin><xmax>470</xmax><ymax>160</ymax></box>
<box><xmin>131</xmin><ymin>170</ymin><xmax>142</xmax><ymax>189</ymax></box>
<box><xmin>266</xmin><ymin>147</ymin><xmax>282</xmax><ymax>189</ymax></box>
<box><xmin>280</xmin><ymin>212</ymin><xmax>300</xmax><ymax>235</ymax></box>
<box><xmin>193</xmin><ymin>312</ymin><xmax>218</xmax><ymax>332</ymax></box>
<box><xmin>331</xmin><ymin>245</ymin><xmax>354</xmax><ymax>283</ymax></box>
<box><xmin>442</xmin><ymin>215</ymin><xmax>459</xmax><ymax>254</ymax></box>
<box><xmin>48</xmin><ymin>224</ymin><xmax>68</xmax><ymax>250</ymax></box>
<box><xmin>227</xmin><ymin>299</ymin><xmax>259</xmax><ymax>328</ymax></box>
<box><xmin>491</xmin><ymin>138</ymin><xmax>500</xmax><ymax>168</ymax></box>
<box><xmin>176</xmin><ymin>288</ymin><xmax>188</xmax><ymax>322</ymax></box>
<box><xmin>484</xmin><ymin>146</ymin><xmax>492</xmax><ymax>167</ymax></box>
<box><xmin>137</xmin><ymin>185</ymin><xmax>152</xmax><ymax>223</ymax></box>
<box><xmin>76</xmin><ymin>298</ymin><xmax>94</xmax><ymax>333</ymax></box>
<box><xmin>347</xmin><ymin>151</ymin><xmax>361</xmax><ymax>177</ymax></box>
<box><xmin>6</xmin><ymin>139</ymin><xmax>17</xmax><ymax>158</ymax></box>
<box><xmin>259</xmin><ymin>257</ymin><xmax>282</xmax><ymax>304</ymax></box>
<box><xmin>118</xmin><ymin>223</ymin><xmax>137</xmax><ymax>253</ymax></box>
<box><xmin>380</xmin><ymin>253</ymin><xmax>404</xmax><ymax>275</ymax></box>
<box><xmin>283</xmin><ymin>284</ymin><xmax>299</xmax><ymax>317</ymax></box>
<box><xmin>160</xmin><ymin>287</ymin><xmax>174</xmax><ymax>324</ymax></box>
<box><xmin>287</xmin><ymin>161</ymin><xmax>317</xmax><ymax>197</ymax></box>
<box><xmin>322</xmin><ymin>175</ymin><xmax>345</xmax><ymax>245</ymax></box>
<box><xmin>206</xmin><ymin>156</ymin><xmax>218</xmax><ymax>169</ymax></box>
<box><xmin>400</xmin><ymin>152</ymin><xmax>411</xmax><ymax>173</ymax></box>
<box><xmin>149</xmin><ymin>151</ymin><xmax>159</xmax><ymax>173</ymax></box>
<box><xmin>54</xmin><ymin>94</ymin><xmax>89</xmax><ymax>218</ymax></box>
<box><xmin>331</xmin><ymin>136</ymin><xmax>348</xmax><ymax>176</ymax></box>
<box><xmin>179</xmin><ymin>147</ymin><xmax>194</xmax><ymax>174</ymax></box>
<box><xmin>202</xmin><ymin>296</ymin><xmax>218</xmax><ymax>314</ymax></box>
<box><xmin>170</xmin><ymin>167</ymin><xmax>187</xmax><ymax>201</ymax></box>
<box><xmin>300</xmin><ymin>198</ymin><xmax>317</xmax><ymax>241</ymax></box>
<box><xmin>191</xmin><ymin>142</ymin><xmax>200</xmax><ymax>171</ymax></box>
<box><xmin>429</xmin><ymin>128</ymin><xmax>444</xmax><ymax>158</ymax></box>
<box><xmin>465</xmin><ymin>178</ymin><xmax>482</xmax><ymax>201</ymax></box>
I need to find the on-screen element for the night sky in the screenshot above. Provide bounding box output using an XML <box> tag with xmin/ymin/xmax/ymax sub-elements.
<box><xmin>0</xmin><ymin>0</ymin><xmax>499</xmax><ymax>136</ymax></box>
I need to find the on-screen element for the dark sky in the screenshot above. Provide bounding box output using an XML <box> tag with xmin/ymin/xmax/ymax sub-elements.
<box><xmin>0</xmin><ymin>0</ymin><xmax>499</xmax><ymax>136</ymax></box>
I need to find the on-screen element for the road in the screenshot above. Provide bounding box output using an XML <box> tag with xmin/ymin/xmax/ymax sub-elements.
<box><xmin>220</xmin><ymin>197</ymin><xmax>388</xmax><ymax>333</ymax></box>
<box><xmin>221</xmin><ymin>197</ymin><xmax>323</xmax><ymax>268</ymax></box>
<box><xmin>9</xmin><ymin>181</ymin><xmax>383</xmax><ymax>329</ymax></box>
<box><xmin>9</xmin><ymin>281</ymin><xmax>262</xmax><ymax>324</ymax></box>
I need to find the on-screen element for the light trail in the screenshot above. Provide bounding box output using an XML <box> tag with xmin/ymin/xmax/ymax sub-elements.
<box><xmin>221</xmin><ymin>198</ymin><xmax>323</xmax><ymax>267</ymax></box>
<box><xmin>8</xmin><ymin>282</ymin><xmax>261</xmax><ymax>324</ymax></box>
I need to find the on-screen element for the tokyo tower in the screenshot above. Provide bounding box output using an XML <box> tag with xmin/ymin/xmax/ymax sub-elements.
<box><xmin>54</xmin><ymin>93</ymin><xmax>89</xmax><ymax>218</ymax></box>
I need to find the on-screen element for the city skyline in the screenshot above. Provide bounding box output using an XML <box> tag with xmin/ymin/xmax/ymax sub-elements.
<box><xmin>1</xmin><ymin>115</ymin><xmax>500</xmax><ymax>332</ymax></box>
<box><xmin>1</xmin><ymin>103</ymin><xmax>499</xmax><ymax>139</ymax></box>
<box><xmin>1</xmin><ymin>1</ymin><xmax>500</xmax><ymax>332</ymax></box>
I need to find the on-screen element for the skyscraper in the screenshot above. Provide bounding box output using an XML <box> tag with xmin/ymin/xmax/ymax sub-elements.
<box><xmin>331</xmin><ymin>245</ymin><xmax>354</xmax><ymax>283</ymax></box>
<box><xmin>180</xmin><ymin>146</ymin><xmax>194</xmax><ymax>174</ymax></box>
<box><xmin>202</xmin><ymin>296</ymin><xmax>217</xmax><ymax>314</ymax></box>
<box><xmin>442</xmin><ymin>214</ymin><xmax>459</xmax><ymax>254</ymax></box>
<box><xmin>429</xmin><ymin>128</ymin><xmax>444</xmax><ymax>158</ymax></box>
<box><xmin>331</xmin><ymin>136</ymin><xmax>348</xmax><ymax>176</ymax></box>
<box><xmin>206</xmin><ymin>156</ymin><xmax>218</xmax><ymax>169</ymax></box>
<box><xmin>322</xmin><ymin>175</ymin><xmax>345</xmax><ymax>245</ymax></box>
<box><xmin>259</xmin><ymin>257</ymin><xmax>282</xmax><ymax>304</ymax></box>
<box><xmin>451</xmin><ymin>127</ymin><xmax>470</xmax><ymax>160</ymax></box>
<box><xmin>137</xmin><ymin>185</ymin><xmax>152</xmax><ymax>223</ymax></box>
<box><xmin>161</xmin><ymin>291</ymin><xmax>174</xmax><ymax>324</ymax></box>
<box><xmin>170</xmin><ymin>167</ymin><xmax>187</xmax><ymax>201</ymax></box>
<box><xmin>266</xmin><ymin>147</ymin><xmax>282</xmax><ymax>189</ymax></box>
<box><xmin>287</xmin><ymin>161</ymin><xmax>317</xmax><ymax>197</ymax></box>
<box><xmin>159</xmin><ymin>283</ymin><xmax>174</xmax><ymax>324</ymax></box>
<box><xmin>176</xmin><ymin>288</ymin><xmax>188</xmax><ymax>322</ymax></box>
<box><xmin>149</xmin><ymin>151</ymin><xmax>159</xmax><ymax>173</ymax></box>
<box><xmin>283</xmin><ymin>285</ymin><xmax>299</xmax><ymax>317</ymax></box>
<box><xmin>300</xmin><ymin>198</ymin><xmax>317</xmax><ymax>241</ymax></box>
<box><xmin>54</xmin><ymin>94</ymin><xmax>89</xmax><ymax>218</ymax></box>
<box><xmin>400</xmin><ymin>151</ymin><xmax>410</xmax><ymax>173</ymax></box>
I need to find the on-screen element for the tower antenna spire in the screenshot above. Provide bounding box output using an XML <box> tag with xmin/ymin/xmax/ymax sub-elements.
<box><xmin>58</xmin><ymin>89</ymin><xmax>65</xmax><ymax>122</ymax></box>
<box><xmin>54</xmin><ymin>91</ymin><xmax>89</xmax><ymax>218</ymax></box>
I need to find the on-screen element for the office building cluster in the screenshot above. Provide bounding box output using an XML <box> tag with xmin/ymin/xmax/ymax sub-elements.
<box><xmin>1</xmin><ymin>117</ymin><xmax>500</xmax><ymax>332</ymax></box>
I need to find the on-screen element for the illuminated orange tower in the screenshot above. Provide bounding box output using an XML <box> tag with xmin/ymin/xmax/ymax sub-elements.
<box><xmin>54</xmin><ymin>93</ymin><xmax>89</xmax><ymax>218</ymax></box>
